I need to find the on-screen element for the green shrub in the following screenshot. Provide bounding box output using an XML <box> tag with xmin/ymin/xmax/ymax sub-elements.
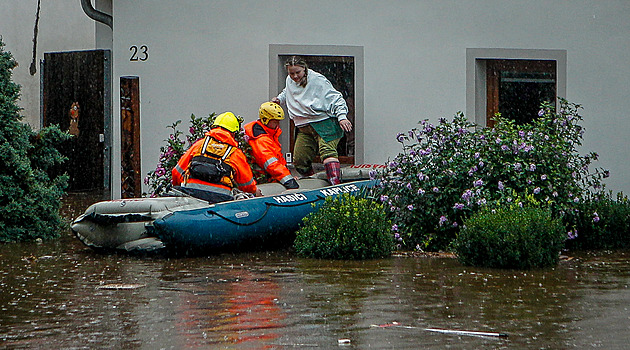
<box><xmin>294</xmin><ymin>193</ymin><xmax>393</xmax><ymax>260</ymax></box>
<box><xmin>452</xmin><ymin>206</ymin><xmax>566</xmax><ymax>269</ymax></box>
<box><xmin>0</xmin><ymin>39</ymin><xmax>70</xmax><ymax>242</ymax></box>
<box><xmin>376</xmin><ymin>99</ymin><xmax>607</xmax><ymax>251</ymax></box>
<box><xmin>564</xmin><ymin>192</ymin><xmax>630</xmax><ymax>250</ymax></box>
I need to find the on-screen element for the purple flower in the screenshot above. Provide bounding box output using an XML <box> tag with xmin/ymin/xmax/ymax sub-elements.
<box><xmin>518</xmin><ymin>131</ymin><xmax>525</xmax><ymax>137</ymax></box>
<box><xmin>593</xmin><ymin>212</ymin><xmax>600</xmax><ymax>223</ymax></box>
<box><xmin>432</xmin><ymin>187</ymin><xmax>439</xmax><ymax>193</ymax></box>
<box><xmin>407</xmin><ymin>204</ymin><xmax>414</xmax><ymax>211</ymax></box>
<box><xmin>417</xmin><ymin>188</ymin><xmax>425</xmax><ymax>195</ymax></box>
<box><xmin>541</xmin><ymin>174</ymin><xmax>547</xmax><ymax>180</ymax></box>
<box><xmin>439</xmin><ymin>215</ymin><xmax>448</xmax><ymax>226</ymax></box>
<box><xmin>453</xmin><ymin>203</ymin><xmax>465</xmax><ymax>210</ymax></box>
<box><xmin>406</xmin><ymin>183</ymin><xmax>412</xmax><ymax>190</ymax></box>
<box><xmin>529</xmin><ymin>163</ymin><xmax>537</xmax><ymax>171</ymax></box>
<box><xmin>452</xmin><ymin>222</ymin><xmax>458</xmax><ymax>228</ymax></box>
<box><xmin>567</xmin><ymin>230</ymin><xmax>578</xmax><ymax>240</ymax></box>
<box><xmin>473</xmin><ymin>179</ymin><xmax>483</xmax><ymax>187</ymax></box>
<box><xmin>533</xmin><ymin>187</ymin><xmax>541</xmax><ymax>194</ymax></box>
<box><xmin>501</xmin><ymin>145</ymin><xmax>509</xmax><ymax>151</ymax></box>
<box><xmin>380</xmin><ymin>195</ymin><xmax>389</xmax><ymax>202</ymax></box>
<box><xmin>461</xmin><ymin>189</ymin><xmax>473</xmax><ymax>201</ymax></box>
<box><xmin>498</xmin><ymin>181</ymin><xmax>504</xmax><ymax>190</ymax></box>
<box><xmin>396</xmin><ymin>133</ymin><xmax>405</xmax><ymax>143</ymax></box>
<box><xmin>474</xmin><ymin>152</ymin><xmax>480</xmax><ymax>159</ymax></box>
<box><xmin>538</xmin><ymin>109</ymin><xmax>545</xmax><ymax>117</ymax></box>
<box><xmin>392</xmin><ymin>224</ymin><xmax>399</xmax><ymax>231</ymax></box>
<box><xmin>514</xmin><ymin>163</ymin><xmax>522</xmax><ymax>171</ymax></box>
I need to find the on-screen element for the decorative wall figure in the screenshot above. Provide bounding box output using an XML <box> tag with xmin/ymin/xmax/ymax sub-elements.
<box><xmin>68</xmin><ymin>102</ymin><xmax>80</xmax><ymax>136</ymax></box>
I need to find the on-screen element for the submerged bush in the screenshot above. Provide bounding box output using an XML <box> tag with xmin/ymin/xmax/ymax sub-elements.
<box><xmin>0</xmin><ymin>39</ymin><xmax>70</xmax><ymax>242</ymax></box>
<box><xmin>564</xmin><ymin>192</ymin><xmax>630</xmax><ymax>250</ymax></box>
<box><xmin>376</xmin><ymin>99</ymin><xmax>607</xmax><ymax>251</ymax></box>
<box><xmin>294</xmin><ymin>192</ymin><xmax>393</xmax><ymax>260</ymax></box>
<box><xmin>453</xmin><ymin>206</ymin><xmax>565</xmax><ymax>269</ymax></box>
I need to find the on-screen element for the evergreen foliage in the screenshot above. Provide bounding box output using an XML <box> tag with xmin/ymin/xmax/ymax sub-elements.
<box><xmin>0</xmin><ymin>39</ymin><xmax>70</xmax><ymax>242</ymax></box>
<box><xmin>453</xmin><ymin>206</ymin><xmax>565</xmax><ymax>269</ymax></box>
<box><xmin>565</xmin><ymin>192</ymin><xmax>630</xmax><ymax>250</ymax></box>
<box><xmin>294</xmin><ymin>192</ymin><xmax>393</xmax><ymax>260</ymax></box>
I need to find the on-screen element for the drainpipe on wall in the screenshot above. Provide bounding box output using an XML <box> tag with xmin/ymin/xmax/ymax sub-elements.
<box><xmin>80</xmin><ymin>0</ymin><xmax>112</xmax><ymax>28</ymax></box>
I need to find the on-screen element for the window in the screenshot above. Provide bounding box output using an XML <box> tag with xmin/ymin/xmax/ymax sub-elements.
<box><xmin>269</xmin><ymin>45</ymin><xmax>364</xmax><ymax>164</ymax></box>
<box><xmin>466</xmin><ymin>49</ymin><xmax>567</xmax><ymax>127</ymax></box>
<box><xmin>486</xmin><ymin>59</ymin><xmax>556</xmax><ymax>126</ymax></box>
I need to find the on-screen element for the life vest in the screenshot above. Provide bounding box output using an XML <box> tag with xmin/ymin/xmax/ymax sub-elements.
<box><xmin>186</xmin><ymin>135</ymin><xmax>237</xmax><ymax>188</ymax></box>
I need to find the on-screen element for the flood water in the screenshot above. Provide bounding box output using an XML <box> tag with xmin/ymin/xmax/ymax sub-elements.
<box><xmin>1</xmin><ymin>194</ymin><xmax>630</xmax><ymax>349</ymax></box>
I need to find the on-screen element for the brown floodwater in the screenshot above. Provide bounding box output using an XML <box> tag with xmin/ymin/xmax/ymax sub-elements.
<box><xmin>1</xmin><ymin>193</ymin><xmax>630</xmax><ymax>349</ymax></box>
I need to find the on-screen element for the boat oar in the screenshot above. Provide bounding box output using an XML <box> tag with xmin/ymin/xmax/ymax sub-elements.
<box><xmin>371</xmin><ymin>322</ymin><xmax>508</xmax><ymax>338</ymax></box>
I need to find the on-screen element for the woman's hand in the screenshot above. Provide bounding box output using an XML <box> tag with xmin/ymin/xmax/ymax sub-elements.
<box><xmin>339</xmin><ymin>119</ymin><xmax>353</xmax><ymax>132</ymax></box>
<box><xmin>271</xmin><ymin>97</ymin><xmax>280</xmax><ymax>104</ymax></box>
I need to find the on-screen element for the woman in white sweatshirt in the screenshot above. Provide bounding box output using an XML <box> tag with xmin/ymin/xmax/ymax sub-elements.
<box><xmin>272</xmin><ymin>56</ymin><xmax>352</xmax><ymax>185</ymax></box>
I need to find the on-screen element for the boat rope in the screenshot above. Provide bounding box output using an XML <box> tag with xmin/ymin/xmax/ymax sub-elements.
<box><xmin>206</xmin><ymin>195</ymin><xmax>326</xmax><ymax>226</ymax></box>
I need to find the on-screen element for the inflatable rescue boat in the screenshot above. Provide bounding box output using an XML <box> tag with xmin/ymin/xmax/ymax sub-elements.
<box><xmin>71</xmin><ymin>165</ymin><xmax>384</xmax><ymax>254</ymax></box>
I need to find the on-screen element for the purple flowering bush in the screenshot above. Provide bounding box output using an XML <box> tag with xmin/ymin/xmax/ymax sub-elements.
<box><xmin>377</xmin><ymin>99</ymin><xmax>608</xmax><ymax>251</ymax></box>
<box><xmin>144</xmin><ymin>113</ymin><xmax>258</xmax><ymax>197</ymax></box>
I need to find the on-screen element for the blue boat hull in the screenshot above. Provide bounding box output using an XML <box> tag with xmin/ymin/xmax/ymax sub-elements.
<box><xmin>153</xmin><ymin>179</ymin><xmax>377</xmax><ymax>253</ymax></box>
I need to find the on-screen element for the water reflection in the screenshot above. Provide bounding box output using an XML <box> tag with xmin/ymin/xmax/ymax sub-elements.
<box><xmin>1</xmin><ymin>194</ymin><xmax>630</xmax><ymax>348</ymax></box>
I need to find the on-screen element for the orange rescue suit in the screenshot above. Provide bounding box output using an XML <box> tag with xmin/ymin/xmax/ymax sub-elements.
<box><xmin>172</xmin><ymin>127</ymin><xmax>258</xmax><ymax>194</ymax></box>
<box><xmin>244</xmin><ymin>120</ymin><xmax>293</xmax><ymax>185</ymax></box>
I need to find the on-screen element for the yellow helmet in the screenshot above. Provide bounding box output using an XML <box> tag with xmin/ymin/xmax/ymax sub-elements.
<box><xmin>259</xmin><ymin>102</ymin><xmax>285</xmax><ymax>125</ymax></box>
<box><xmin>212</xmin><ymin>112</ymin><xmax>241</xmax><ymax>133</ymax></box>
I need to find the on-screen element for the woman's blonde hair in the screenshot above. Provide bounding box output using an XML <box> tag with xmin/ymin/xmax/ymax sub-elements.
<box><xmin>285</xmin><ymin>56</ymin><xmax>308</xmax><ymax>87</ymax></box>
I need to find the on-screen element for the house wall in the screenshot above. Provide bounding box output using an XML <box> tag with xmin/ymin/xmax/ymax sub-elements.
<box><xmin>0</xmin><ymin>0</ymin><xmax>98</xmax><ymax>129</ymax></box>
<box><xmin>5</xmin><ymin>1</ymin><xmax>627</xmax><ymax>197</ymax></box>
<box><xmin>111</xmin><ymin>0</ymin><xmax>630</xmax><ymax>197</ymax></box>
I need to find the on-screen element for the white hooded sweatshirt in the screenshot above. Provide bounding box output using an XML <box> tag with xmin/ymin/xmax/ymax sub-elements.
<box><xmin>276</xmin><ymin>69</ymin><xmax>348</xmax><ymax>127</ymax></box>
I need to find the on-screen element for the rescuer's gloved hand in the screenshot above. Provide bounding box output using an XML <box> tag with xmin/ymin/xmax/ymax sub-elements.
<box><xmin>282</xmin><ymin>178</ymin><xmax>299</xmax><ymax>189</ymax></box>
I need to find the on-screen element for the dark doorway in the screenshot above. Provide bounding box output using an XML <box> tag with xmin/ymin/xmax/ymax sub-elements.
<box><xmin>279</xmin><ymin>55</ymin><xmax>355</xmax><ymax>164</ymax></box>
<box><xmin>486</xmin><ymin>60</ymin><xmax>556</xmax><ymax>127</ymax></box>
<box><xmin>42</xmin><ymin>50</ymin><xmax>111</xmax><ymax>192</ymax></box>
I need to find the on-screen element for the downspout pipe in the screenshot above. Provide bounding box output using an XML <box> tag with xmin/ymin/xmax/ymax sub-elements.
<box><xmin>81</xmin><ymin>0</ymin><xmax>112</xmax><ymax>29</ymax></box>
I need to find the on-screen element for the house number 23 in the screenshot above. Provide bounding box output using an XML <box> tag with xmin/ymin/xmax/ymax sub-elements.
<box><xmin>129</xmin><ymin>45</ymin><xmax>149</xmax><ymax>61</ymax></box>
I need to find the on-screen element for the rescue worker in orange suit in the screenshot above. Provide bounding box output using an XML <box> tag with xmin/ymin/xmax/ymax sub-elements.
<box><xmin>244</xmin><ymin>102</ymin><xmax>299</xmax><ymax>190</ymax></box>
<box><xmin>172</xmin><ymin>112</ymin><xmax>262</xmax><ymax>203</ymax></box>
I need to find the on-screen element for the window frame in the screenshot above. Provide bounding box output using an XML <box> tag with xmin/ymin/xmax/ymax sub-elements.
<box><xmin>466</xmin><ymin>48</ymin><xmax>567</xmax><ymax>127</ymax></box>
